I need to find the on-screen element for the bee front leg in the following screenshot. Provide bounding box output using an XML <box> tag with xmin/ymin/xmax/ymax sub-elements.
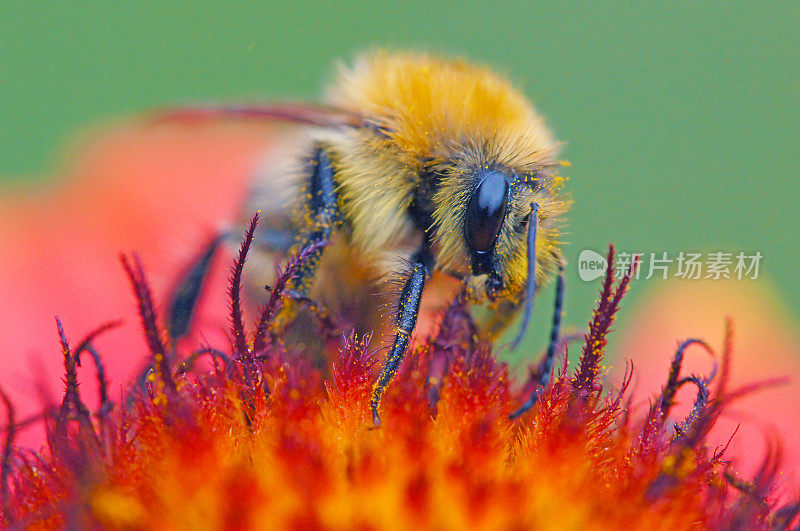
<box><xmin>509</xmin><ymin>263</ymin><xmax>565</xmax><ymax>419</ymax></box>
<box><xmin>370</xmin><ymin>251</ymin><xmax>432</xmax><ymax>427</ymax></box>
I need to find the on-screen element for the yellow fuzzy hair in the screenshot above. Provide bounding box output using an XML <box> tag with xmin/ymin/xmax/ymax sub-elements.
<box><xmin>318</xmin><ymin>51</ymin><xmax>569</xmax><ymax>300</ymax></box>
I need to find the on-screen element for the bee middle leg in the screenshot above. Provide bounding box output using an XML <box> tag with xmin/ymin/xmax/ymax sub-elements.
<box><xmin>291</xmin><ymin>147</ymin><xmax>340</xmax><ymax>293</ymax></box>
<box><xmin>370</xmin><ymin>248</ymin><xmax>433</xmax><ymax>426</ymax></box>
<box><xmin>166</xmin><ymin>146</ymin><xmax>338</xmax><ymax>342</ymax></box>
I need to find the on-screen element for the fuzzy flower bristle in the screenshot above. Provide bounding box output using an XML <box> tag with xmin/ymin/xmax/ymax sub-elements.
<box><xmin>1</xmin><ymin>221</ymin><xmax>798</xmax><ymax>529</ymax></box>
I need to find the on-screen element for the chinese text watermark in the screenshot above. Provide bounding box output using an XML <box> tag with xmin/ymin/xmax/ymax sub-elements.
<box><xmin>577</xmin><ymin>250</ymin><xmax>762</xmax><ymax>282</ymax></box>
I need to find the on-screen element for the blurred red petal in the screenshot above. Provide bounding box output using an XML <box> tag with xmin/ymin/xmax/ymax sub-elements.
<box><xmin>616</xmin><ymin>279</ymin><xmax>800</xmax><ymax>499</ymax></box>
<box><xmin>0</xmin><ymin>121</ymin><xmax>277</xmax><ymax>447</ymax></box>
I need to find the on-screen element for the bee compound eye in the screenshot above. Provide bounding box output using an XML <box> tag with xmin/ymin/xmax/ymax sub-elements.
<box><xmin>464</xmin><ymin>170</ymin><xmax>509</xmax><ymax>254</ymax></box>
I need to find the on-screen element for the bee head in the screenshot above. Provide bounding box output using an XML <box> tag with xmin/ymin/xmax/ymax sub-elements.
<box><xmin>430</xmin><ymin>153</ymin><xmax>566</xmax><ymax>303</ymax></box>
<box><xmin>460</xmin><ymin>166</ymin><xmax>548</xmax><ymax>304</ymax></box>
<box><xmin>325</xmin><ymin>51</ymin><xmax>569</xmax><ymax>300</ymax></box>
<box><xmin>463</xmin><ymin>168</ymin><xmax>510</xmax><ymax>294</ymax></box>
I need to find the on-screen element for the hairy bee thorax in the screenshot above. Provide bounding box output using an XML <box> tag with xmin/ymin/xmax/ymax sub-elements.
<box><xmin>314</xmin><ymin>51</ymin><xmax>569</xmax><ymax>298</ymax></box>
<box><xmin>167</xmin><ymin>51</ymin><xmax>571</xmax><ymax>427</ymax></box>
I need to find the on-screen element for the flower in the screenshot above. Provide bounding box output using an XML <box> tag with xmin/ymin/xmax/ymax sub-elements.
<box><xmin>2</xmin><ymin>234</ymin><xmax>797</xmax><ymax>529</ymax></box>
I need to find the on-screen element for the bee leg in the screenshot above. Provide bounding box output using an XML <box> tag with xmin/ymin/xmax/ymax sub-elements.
<box><xmin>509</xmin><ymin>263</ymin><xmax>565</xmax><ymax>419</ymax></box>
<box><xmin>167</xmin><ymin>234</ymin><xmax>224</xmax><ymax>342</ymax></box>
<box><xmin>167</xmin><ymin>149</ymin><xmax>338</xmax><ymax>348</ymax></box>
<box><xmin>370</xmin><ymin>251</ymin><xmax>432</xmax><ymax>427</ymax></box>
<box><xmin>166</xmin><ymin>223</ymin><xmax>296</xmax><ymax>343</ymax></box>
<box><xmin>291</xmin><ymin>148</ymin><xmax>340</xmax><ymax>293</ymax></box>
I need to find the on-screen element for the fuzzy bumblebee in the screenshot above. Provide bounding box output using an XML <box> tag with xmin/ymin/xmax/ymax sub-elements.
<box><xmin>164</xmin><ymin>51</ymin><xmax>570</xmax><ymax>425</ymax></box>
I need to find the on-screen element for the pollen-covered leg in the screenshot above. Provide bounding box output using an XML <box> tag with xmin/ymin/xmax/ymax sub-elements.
<box><xmin>291</xmin><ymin>147</ymin><xmax>340</xmax><ymax>293</ymax></box>
<box><xmin>370</xmin><ymin>260</ymin><xmax>428</xmax><ymax>427</ymax></box>
<box><xmin>166</xmin><ymin>148</ymin><xmax>337</xmax><ymax>344</ymax></box>
<box><xmin>509</xmin><ymin>262</ymin><xmax>565</xmax><ymax>420</ymax></box>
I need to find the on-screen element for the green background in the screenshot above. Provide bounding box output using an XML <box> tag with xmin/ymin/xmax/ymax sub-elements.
<box><xmin>1</xmin><ymin>2</ymin><xmax>798</xmax><ymax>359</ymax></box>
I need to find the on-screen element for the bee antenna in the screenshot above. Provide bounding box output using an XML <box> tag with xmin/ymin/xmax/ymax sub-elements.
<box><xmin>510</xmin><ymin>202</ymin><xmax>539</xmax><ymax>350</ymax></box>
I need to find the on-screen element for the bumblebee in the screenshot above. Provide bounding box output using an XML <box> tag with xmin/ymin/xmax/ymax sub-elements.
<box><xmin>165</xmin><ymin>51</ymin><xmax>569</xmax><ymax>425</ymax></box>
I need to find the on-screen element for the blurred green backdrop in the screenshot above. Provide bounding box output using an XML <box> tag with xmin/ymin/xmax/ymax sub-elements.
<box><xmin>1</xmin><ymin>2</ymin><xmax>798</xmax><ymax>358</ymax></box>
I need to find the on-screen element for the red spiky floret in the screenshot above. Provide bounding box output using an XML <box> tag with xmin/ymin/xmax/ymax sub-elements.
<box><xmin>120</xmin><ymin>253</ymin><xmax>176</xmax><ymax>395</ymax></box>
<box><xmin>571</xmin><ymin>246</ymin><xmax>636</xmax><ymax>405</ymax></box>
<box><xmin>427</xmin><ymin>293</ymin><xmax>477</xmax><ymax>415</ymax></box>
<box><xmin>53</xmin><ymin>317</ymin><xmax>100</xmax><ymax>454</ymax></box>
<box><xmin>0</xmin><ymin>239</ymin><xmax>798</xmax><ymax>529</ymax></box>
<box><xmin>326</xmin><ymin>332</ymin><xmax>377</xmax><ymax>427</ymax></box>
<box><xmin>659</xmin><ymin>339</ymin><xmax>715</xmax><ymax>421</ymax></box>
<box><xmin>72</xmin><ymin>320</ymin><xmax>121</xmax><ymax>415</ymax></box>
<box><xmin>229</xmin><ymin>211</ymin><xmax>260</xmax><ymax>363</ymax></box>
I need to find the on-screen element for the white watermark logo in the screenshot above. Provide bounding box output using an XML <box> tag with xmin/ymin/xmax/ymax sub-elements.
<box><xmin>578</xmin><ymin>249</ymin><xmax>609</xmax><ymax>282</ymax></box>
<box><xmin>577</xmin><ymin>250</ymin><xmax>763</xmax><ymax>282</ymax></box>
